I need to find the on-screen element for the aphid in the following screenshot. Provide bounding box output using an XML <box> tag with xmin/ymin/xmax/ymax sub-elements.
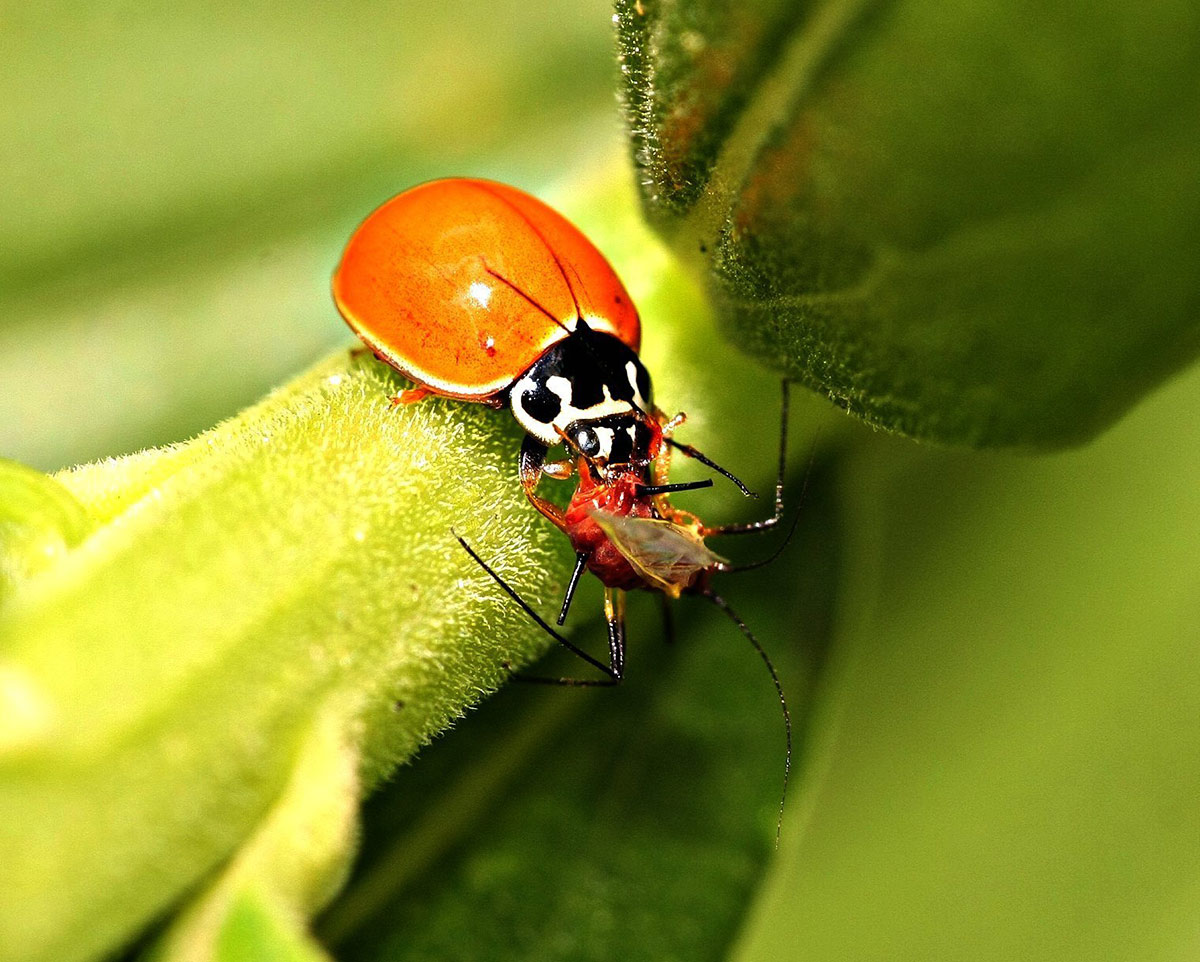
<box><xmin>455</xmin><ymin>384</ymin><xmax>797</xmax><ymax>840</ymax></box>
<box><xmin>334</xmin><ymin>179</ymin><xmax>797</xmax><ymax>836</ymax></box>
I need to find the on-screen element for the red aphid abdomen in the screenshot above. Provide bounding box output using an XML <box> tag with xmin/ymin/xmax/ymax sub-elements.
<box><xmin>564</xmin><ymin>473</ymin><xmax>653</xmax><ymax>590</ymax></box>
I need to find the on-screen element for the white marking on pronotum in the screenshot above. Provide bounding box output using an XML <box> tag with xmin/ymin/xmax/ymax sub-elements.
<box><xmin>546</xmin><ymin>375</ymin><xmax>574</xmax><ymax>405</ymax></box>
<box><xmin>512</xmin><ymin>361</ymin><xmax>652</xmax><ymax>446</ymax></box>
<box><xmin>625</xmin><ymin>360</ymin><xmax>641</xmax><ymax>398</ymax></box>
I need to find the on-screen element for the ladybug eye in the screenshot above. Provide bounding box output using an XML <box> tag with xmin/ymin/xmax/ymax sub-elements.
<box><xmin>575</xmin><ymin>426</ymin><xmax>601</xmax><ymax>458</ymax></box>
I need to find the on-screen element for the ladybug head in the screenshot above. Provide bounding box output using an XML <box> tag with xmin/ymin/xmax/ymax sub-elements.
<box><xmin>564</xmin><ymin>412</ymin><xmax>662</xmax><ymax>474</ymax></box>
<box><xmin>510</xmin><ymin>325</ymin><xmax>656</xmax><ymax>466</ymax></box>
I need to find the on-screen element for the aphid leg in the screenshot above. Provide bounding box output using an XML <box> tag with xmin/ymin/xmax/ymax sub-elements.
<box><xmin>603</xmin><ymin>589</ymin><xmax>627</xmax><ymax>680</ymax></box>
<box><xmin>518</xmin><ymin>589</ymin><xmax>626</xmax><ymax>686</ymax></box>
<box><xmin>519</xmin><ymin>437</ymin><xmax>567</xmax><ymax>530</ymax></box>
<box><xmin>718</xmin><ymin>414</ymin><xmax>820</xmax><ymax>573</ymax></box>
<box><xmin>557</xmin><ymin>552</ymin><xmax>588</xmax><ymax>625</ymax></box>
<box><xmin>715</xmin><ymin>508</ymin><xmax>802</xmax><ymax>575</ymax></box>
<box><xmin>454</xmin><ymin>532</ymin><xmax>620</xmax><ymax>686</ymax></box>
<box><xmin>702</xmin><ymin>381</ymin><xmax>791</xmax><ymax>536</ymax></box>
<box><xmin>696</xmin><ymin>587</ymin><xmax>791</xmax><ymax>847</ymax></box>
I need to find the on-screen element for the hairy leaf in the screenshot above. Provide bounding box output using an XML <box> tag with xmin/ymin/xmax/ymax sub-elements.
<box><xmin>616</xmin><ymin>0</ymin><xmax>1200</xmax><ymax>446</ymax></box>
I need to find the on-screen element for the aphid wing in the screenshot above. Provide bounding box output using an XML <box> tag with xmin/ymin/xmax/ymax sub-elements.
<box><xmin>589</xmin><ymin>510</ymin><xmax>726</xmax><ymax>597</ymax></box>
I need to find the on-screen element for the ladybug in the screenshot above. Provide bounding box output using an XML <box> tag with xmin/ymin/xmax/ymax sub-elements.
<box><xmin>334</xmin><ymin>178</ymin><xmax>681</xmax><ymax>526</ymax></box>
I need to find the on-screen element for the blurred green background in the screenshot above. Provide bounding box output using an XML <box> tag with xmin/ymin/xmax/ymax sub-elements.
<box><xmin>2</xmin><ymin>2</ymin><xmax>1198</xmax><ymax>961</ymax></box>
<box><xmin>0</xmin><ymin>0</ymin><xmax>619</xmax><ymax>470</ymax></box>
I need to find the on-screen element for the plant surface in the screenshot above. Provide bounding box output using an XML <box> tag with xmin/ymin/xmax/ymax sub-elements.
<box><xmin>1</xmin><ymin>2</ymin><xmax>1198</xmax><ymax>961</ymax></box>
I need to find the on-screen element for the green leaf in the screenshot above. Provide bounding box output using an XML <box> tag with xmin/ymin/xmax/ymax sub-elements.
<box><xmin>0</xmin><ymin>461</ymin><xmax>91</xmax><ymax>607</ymax></box>
<box><xmin>0</xmin><ymin>351</ymin><xmax>564</xmax><ymax>962</ymax></box>
<box><xmin>148</xmin><ymin>708</ymin><xmax>359</xmax><ymax>962</ymax></box>
<box><xmin>616</xmin><ymin>0</ymin><xmax>1200</xmax><ymax>447</ymax></box>
<box><xmin>734</xmin><ymin>355</ymin><xmax>1200</xmax><ymax>962</ymax></box>
<box><xmin>214</xmin><ymin>891</ymin><xmax>334</xmax><ymax>962</ymax></box>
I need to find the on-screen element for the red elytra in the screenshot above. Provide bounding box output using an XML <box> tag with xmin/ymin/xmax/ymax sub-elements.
<box><xmin>333</xmin><ymin>178</ymin><xmax>640</xmax><ymax>401</ymax></box>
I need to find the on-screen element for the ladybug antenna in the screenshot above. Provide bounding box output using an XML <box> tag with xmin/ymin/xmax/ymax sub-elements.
<box><xmin>697</xmin><ymin>588</ymin><xmax>791</xmax><ymax>847</ymax></box>
<box><xmin>484</xmin><ymin>266</ymin><xmax>572</xmax><ymax>335</ymax></box>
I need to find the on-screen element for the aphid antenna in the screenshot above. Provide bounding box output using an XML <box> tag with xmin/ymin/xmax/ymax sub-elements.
<box><xmin>453</xmin><ymin>530</ymin><xmax>618</xmax><ymax>687</ymax></box>
<box><xmin>636</xmin><ymin>478</ymin><xmax>714</xmax><ymax>498</ymax></box>
<box><xmin>696</xmin><ymin>588</ymin><xmax>792</xmax><ymax>848</ymax></box>
<box><xmin>665</xmin><ymin>437</ymin><xmax>757</xmax><ymax>499</ymax></box>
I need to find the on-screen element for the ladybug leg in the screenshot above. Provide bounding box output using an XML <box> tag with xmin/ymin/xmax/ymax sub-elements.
<box><xmin>453</xmin><ymin>532</ymin><xmax>619</xmax><ymax>686</ymax></box>
<box><xmin>658</xmin><ymin>409</ymin><xmax>687</xmax><ymax>437</ymax></box>
<box><xmin>388</xmin><ymin>386</ymin><xmax>432</xmax><ymax>405</ymax></box>
<box><xmin>556</xmin><ymin>551</ymin><xmax>588</xmax><ymax>625</ymax></box>
<box><xmin>651</xmin><ymin>407</ymin><xmax>677</xmax><ymax>487</ymax></box>
<box><xmin>541</xmin><ymin>459</ymin><xmax>575</xmax><ymax>481</ymax></box>
<box><xmin>701</xmin><ymin>381</ymin><xmax>790</xmax><ymax>537</ymax></box>
<box><xmin>519</xmin><ymin>437</ymin><xmax>568</xmax><ymax>530</ymax></box>
<box><xmin>645</xmin><ymin>408</ymin><xmax>697</xmax><ymax>527</ymax></box>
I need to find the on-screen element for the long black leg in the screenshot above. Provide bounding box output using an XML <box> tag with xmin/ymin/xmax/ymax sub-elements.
<box><xmin>696</xmin><ymin>588</ymin><xmax>792</xmax><ymax>847</ymax></box>
<box><xmin>521</xmin><ymin>588</ymin><xmax>625</xmax><ymax>686</ymax></box>
<box><xmin>715</xmin><ymin>507</ymin><xmax>802</xmax><ymax>574</ymax></box>
<box><xmin>454</xmin><ymin>532</ymin><xmax>619</xmax><ymax>686</ymax></box>
<box><xmin>603</xmin><ymin>589</ymin><xmax>627</xmax><ymax>680</ymax></box>
<box><xmin>703</xmin><ymin>380</ymin><xmax>790</xmax><ymax>536</ymax></box>
<box><xmin>557</xmin><ymin>552</ymin><xmax>588</xmax><ymax>626</ymax></box>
